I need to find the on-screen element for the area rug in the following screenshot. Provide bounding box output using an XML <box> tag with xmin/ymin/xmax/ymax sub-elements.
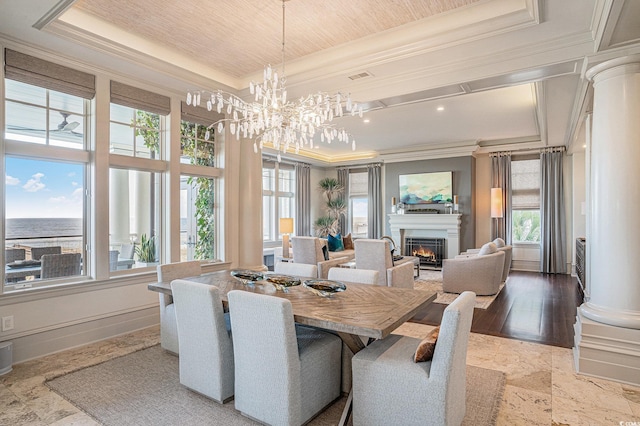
<box><xmin>46</xmin><ymin>345</ymin><xmax>505</xmax><ymax>426</ymax></box>
<box><xmin>415</xmin><ymin>269</ymin><xmax>505</xmax><ymax>309</ymax></box>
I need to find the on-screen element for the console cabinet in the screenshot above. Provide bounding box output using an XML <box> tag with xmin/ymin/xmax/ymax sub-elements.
<box><xmin>576</xmin><ymin>238</ymin><xmax>586</xmax><ymax>291</ymax></box>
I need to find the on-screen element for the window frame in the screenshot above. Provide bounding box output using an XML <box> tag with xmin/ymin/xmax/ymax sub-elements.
<box><xmin>262</xmin><ymin>159</ymin><xmax>295</xmax><ymax>245</ymax></box>
<box><xmin>3</xmin><ymin>83</ymin><xmax>91</xmax><ymax>291</ymax></box>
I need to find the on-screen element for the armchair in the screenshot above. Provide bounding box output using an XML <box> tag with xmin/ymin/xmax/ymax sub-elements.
<box><xmin>291</xmin><ymin>236</ymin><xmax>349</xmax><ymax>278</ymax></box>
<box><xmin>443</xmin><ymin>245</ymin><xmax>505</xmax><ymax>295</ymax></box>
<box><xmin>460</xmin><ymin>238</ymin><xmax>512</xmax><ymax>283</ymax></box>
<box><xmin>354</xmin><ymin>239</ymin><xmax>414</xmax><ymax>288</ymax></box>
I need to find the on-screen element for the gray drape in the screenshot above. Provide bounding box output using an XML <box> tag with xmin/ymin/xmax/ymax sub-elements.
<box><xmin>540</xmin><ymin>148</ymin><xmax>566</xmax><ymax>274</ymax></box>
<box><xmin>367</xmin><ymin>163</ymin><xmax>383</xmax><ymax>239</ymax></box>
<box><xmin>336</xmin><ymin>167</ymin><xmax>349</xmax><ymax>234</ymax></box>
<box><xmin>491</xmin><ymin>153</ymin><xmax>512</xmax><ymax>243</ymax></box>
<box><xmin>295</xmin><ymin>163</ymin><xmax>311</xmax><ymax>236</ymax></box>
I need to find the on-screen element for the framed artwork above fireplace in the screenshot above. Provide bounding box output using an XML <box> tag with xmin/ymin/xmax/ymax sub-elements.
<box><xmin>399</xmin><ymin>171</ymin><xmax>453</xmax><ymax>204</ymax></box>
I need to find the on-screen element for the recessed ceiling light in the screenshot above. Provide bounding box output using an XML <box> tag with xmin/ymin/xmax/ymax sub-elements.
<box><xmin>582</xmin><ymin>144</ymin><xmax>586</xmax><ymax>148</ymax></box>
<box><xmin>437</xmin><ymin>106</ymin><xmax>445</xmax><ymax>111</ymax></box>
<box><xmin>363</xmin><ymin>119</ymin><xmax>370</xmax><ymax>123</ymax></box>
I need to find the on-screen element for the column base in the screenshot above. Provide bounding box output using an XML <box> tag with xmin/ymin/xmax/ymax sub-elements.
<box><xmin>580</xmin><ymin>302</ymin><xmax>640</xmax><ymax>329</ymax></box>
<box><xmin>573</xmin><ymin>309</ymin><xmax>640</xmax><ymax>387</ymax></box>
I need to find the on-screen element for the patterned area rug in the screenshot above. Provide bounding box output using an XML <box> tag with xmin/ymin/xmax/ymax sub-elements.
<box><xmin>415</xmin><ymin>269</ymin><xmax>504</xmax><ymax>309</ymax></box>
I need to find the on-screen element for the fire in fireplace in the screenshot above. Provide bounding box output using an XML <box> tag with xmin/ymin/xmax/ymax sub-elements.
<box><xmin>404</xmin><ymin>237</ymin><xmax>445</xmax><ymax>269</ymax></box>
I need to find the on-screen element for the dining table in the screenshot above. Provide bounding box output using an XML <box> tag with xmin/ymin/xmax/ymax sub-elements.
<box><xmin>147</xmin><ymin>269</ymin><xmax>437</xmax><ymax>425</ymax></box>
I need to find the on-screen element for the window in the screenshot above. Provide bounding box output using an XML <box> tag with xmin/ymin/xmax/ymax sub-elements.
<box><xmin>511</xmin><ymin>158</ymin><xmax>541</xmax><ymax>243</ymax></box>
<box><xmin>178</xmin><ymin>102</ymin><xmax>221</xmax><ymax>262</ymax></box>
<box><xmin>262</xmin><ymin>159</ymin><xmax>295</xmax><ymax>243</ymax></box>
<box><xmin>110</xmin><ymin>104</ymin><xmax>159</xmax><ymax>158</ymax></box>
<box><xmin>109</xmin><ymin>103</ymin><xmax>165</xmax><ymax>270</ymax></box>
<box><xmin>4</xmin><ymin>78</ymin><xmax>89</xmax><ymax>288</ymax></box>
<box><xmin>179</xmin><ymin>117</ymin><xmax>218</xmax><ymax>262</ymax></box>
<box><xmin>349</xmin><ymin>171</ymin><xmax>368</xmax><ymax>237</ymax></box>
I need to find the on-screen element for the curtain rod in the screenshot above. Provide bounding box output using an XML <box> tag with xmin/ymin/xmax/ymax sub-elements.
<box><xmin>489</xmin><ymin>146</ymin><xmax>565</xmax><ymax>156</ymax></box>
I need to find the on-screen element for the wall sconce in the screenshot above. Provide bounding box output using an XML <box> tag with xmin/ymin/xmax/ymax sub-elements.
<box><xmin>279</xmin><ymin>218</ymin><xmax>294</xmax><ymax>258</ymax></box>
<box><xmin>490</xmin><ymin>188</ymin><xmax>503</xmax><ymax>218</ymax></box>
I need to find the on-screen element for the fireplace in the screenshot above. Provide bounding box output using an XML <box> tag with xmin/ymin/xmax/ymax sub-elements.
<box><xmin>405</xmin><ymin>237</ymin><xmax>445</xmax><ymax>269</ymax></box>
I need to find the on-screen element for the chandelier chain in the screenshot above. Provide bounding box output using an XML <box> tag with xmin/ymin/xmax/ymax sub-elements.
<box><xmin>186</xmin><ymin>0</ymin><xmax>362</xmax><ymax>160</ymax></box>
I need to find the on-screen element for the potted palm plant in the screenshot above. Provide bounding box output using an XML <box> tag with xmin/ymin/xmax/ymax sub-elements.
<box><xmin>313</xmin><ymin>178</ymin><xmax>346</xmax><ymax>237</ymax></box>
<box><xmin>134</xmin><ymin>233</ymin><xmax>157</xmax><ymax>267</ymax></box>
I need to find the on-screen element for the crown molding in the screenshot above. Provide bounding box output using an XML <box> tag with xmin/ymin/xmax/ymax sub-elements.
<box><xmin>47</xmin><ymin>9</ymin><xmax>240</xmax><ymax>92</ymax></box>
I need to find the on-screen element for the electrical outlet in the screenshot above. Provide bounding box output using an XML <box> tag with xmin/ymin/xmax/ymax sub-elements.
<box><xmin>2</xmin><ymin>316</ymin><xmax>14</xmax><ymax>331</ymax></box>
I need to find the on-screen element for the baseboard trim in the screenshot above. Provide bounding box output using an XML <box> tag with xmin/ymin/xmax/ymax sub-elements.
<box><xmin>9</xmin><ymin>307</ymin><xmax>159</xmax><ymax>364</ymax></box>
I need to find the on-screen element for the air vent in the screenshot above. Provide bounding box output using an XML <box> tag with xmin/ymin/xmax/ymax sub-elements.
<box><xmin>348</xmin><ymin>71</ymin><xmax>373</xmax><ymax>80</ymax></box>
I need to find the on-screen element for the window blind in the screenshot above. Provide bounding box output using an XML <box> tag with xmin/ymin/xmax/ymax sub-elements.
<box><xmin>511</xmin><ymin>158</ymin><xmax>540</xmax><ymax>209</ymax></box>
<box><xmin>4</xmin><ymin>49</ymin><xmax>96</xmax><ymax>99</ymax></box>
<box><xmin>180</xmin><ymin>101</ymin><xmax>224</xmax><ymax>126</ymax></box>
<box><xmin>110</xmin><ymin>80</ymin><xmax>170</xmax><ymax>115</ymax></box>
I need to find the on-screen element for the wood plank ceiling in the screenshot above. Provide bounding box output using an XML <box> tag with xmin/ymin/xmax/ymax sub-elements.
<box><xmin>72</xmin><ymin>0</ymin><xmax>481</xmax><ymax>79</ymax></box>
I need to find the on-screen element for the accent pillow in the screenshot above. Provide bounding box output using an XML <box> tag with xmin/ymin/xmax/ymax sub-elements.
<box><xmin>493</xmin><ymin>237</ymin><xmax>506</xmax><ymax>248</ymax></box>
<box><xmin>321</xmin><ymin>244</ymin><xmax>330</xmax><ymax>261</ymax></box>
<box><xmin>343</xmin><ymin>233</ymin><xmax>354</xmax><ymax>250</ymax></box>
<box><xmin>478</xmin><ymin>242</ymin><xmax>498</xmax><ymax>256</ymax></box>
<box><xmin>327</xmin><ymin>233</ymin><xmax>344</xmax><ymax>252</ymax></box>
<box><xmin>414</xmin><ymin>326</ymin><xmax>440</xmax><ymax>362</ymax></box>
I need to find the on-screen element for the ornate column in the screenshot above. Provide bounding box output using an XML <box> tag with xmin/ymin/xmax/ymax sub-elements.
<box><xmin>574</xmin><ymin>55</ymin><xmax>640</xmax><ymax>386</ymax></box>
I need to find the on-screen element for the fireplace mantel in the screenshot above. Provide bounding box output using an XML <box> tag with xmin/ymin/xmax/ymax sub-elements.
<box><xmin>388</xmin><ymin>214</ymin><xmax>462</xmax><ymax>260</ymax></box>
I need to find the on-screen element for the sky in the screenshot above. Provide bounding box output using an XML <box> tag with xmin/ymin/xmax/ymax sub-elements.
<box><xmin>5</xmin><ymin>157</ymin><xmax>83</xmax><ymax>218</ymax></box>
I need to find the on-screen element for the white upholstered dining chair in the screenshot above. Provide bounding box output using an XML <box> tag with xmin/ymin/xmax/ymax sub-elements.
<box><xmin>327</xmin><ymin>267</ymin><xmax>379</xmax><ymax>285</ymax></box>
<box><xmin>228</xmin><ymin>290</ymin><xmax>342</xmax><ymax>425</ymax></box>
<box><xmin>156</xmin><ymin>260</ymin><xmax>202</xmax><ymax>354</ymax></box>
<box><xmin>171</xmin><ymin>279</ymin><xmax>234</xmax><ymax>403</ymax></box>
<box><xmin>273</xmin><ymin>261</ymin><xmax>317</xmax><ymax>278</ymax></box>
<box><xmin>352</xmin><ymin>291</ymin><xmax>476</xmax><ymax>426</ymax></box>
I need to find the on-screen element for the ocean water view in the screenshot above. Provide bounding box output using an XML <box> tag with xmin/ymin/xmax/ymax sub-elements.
<box><xmin>6</xmin><ymin>218</ymin><xmax>83</xmax><ymax>240</ymax></box>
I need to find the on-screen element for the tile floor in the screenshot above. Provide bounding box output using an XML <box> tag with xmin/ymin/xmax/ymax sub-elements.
<box><xmin>0</xmin><ymin>324</ymin><xmax>638</xmax><ymax>425</ymax></box>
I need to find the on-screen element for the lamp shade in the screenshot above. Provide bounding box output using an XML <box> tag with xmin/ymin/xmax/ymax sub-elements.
<box><xmin>279</xmin><ymin>217</ymin><xmax>294</xmax><ymax>234</ymax></box>
<box><xmin>490</xmin><ymin>188</ymin><xmax>503</xmax><ymax>218</ymax></box>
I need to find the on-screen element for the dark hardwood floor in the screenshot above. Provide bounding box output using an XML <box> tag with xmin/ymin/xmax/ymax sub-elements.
<box><xmin>410</xmin><ymin>271</ymin><xmax>584</xmax><ymax>348</ymax></box>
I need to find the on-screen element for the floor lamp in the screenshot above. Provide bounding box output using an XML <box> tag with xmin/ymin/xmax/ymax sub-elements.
<box><xmin>279</xmin><ymin>218</ymin><xmax>294</xmax><ymax>259</ymax></box>
<box><xmin>490</xmin><ymin>188</ymin><xmax>503</xmax><ymax>239</ymax></box>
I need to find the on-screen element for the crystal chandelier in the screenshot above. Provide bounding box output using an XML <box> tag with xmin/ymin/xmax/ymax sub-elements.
<box><xmin>186</xmin><ymin>0</ymin><xmax>362</xmax><ymax>160</ymax></box>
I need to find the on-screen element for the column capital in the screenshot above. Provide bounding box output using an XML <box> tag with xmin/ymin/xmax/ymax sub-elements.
<box><xmin>586</xmin><ymin>54</ymin><xmax>640</xmax><ymax>82</ymax></box>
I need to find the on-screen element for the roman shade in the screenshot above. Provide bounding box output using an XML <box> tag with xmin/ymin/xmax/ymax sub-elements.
<box><xmin>4</xmin><ymin>49</ymin><xmax>96</xmax><ymax>99</ymax></box>
<box><xmin>110</xmin><ymin>80</ymin><xmax>170</xmax><ymax>116</ymax></box>
<box><xmin>180</xmin><ymin>101</ymin><xmax>224</xmax><ymax>126</ymax></box>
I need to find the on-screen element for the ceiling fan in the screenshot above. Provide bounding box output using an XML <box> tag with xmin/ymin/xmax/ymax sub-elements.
<box><xmin>54</xmin><ymin>112</ymin><xmax>80</xmax><ymax>133</ymax></box>
<box><xmin>6</xmin><ymin>111</ymin><xmax>82</xmax><ymax>139</ymax></box>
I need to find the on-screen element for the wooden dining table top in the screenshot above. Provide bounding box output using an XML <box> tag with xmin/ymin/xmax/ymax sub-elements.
<box><xmin>148</xmin><ymin>269</ymin><xmax>436</xmax><ymax>344</ymax></box>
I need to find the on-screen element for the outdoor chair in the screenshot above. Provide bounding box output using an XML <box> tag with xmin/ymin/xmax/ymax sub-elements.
<box><xmin>156</xmin><ymin>260</ymin><xmax>202</xmax><ymax>355</ymax></box>
<box><xmin>352</xmin><ymin>291</ymin><xmax>476</xmax><ymax>426</ymax></box>
<box><xmin>5</xmin><ymin>248</ymin><xmax>26</xmax><ymax>264</ymax></box>
<box><xmin>31</xmin><ymin>246</ymin><xmax>62</xmax><ymax>260</ymax></box>
<box><xmin>40</xmin><ymin>253</ymin><xmax>82</xmax><ymax>279</ymax></box>
<box><xmin>109</xmin><ymin>250</ymin><xmax>119</xmax><ymax>271</ymax></box>
<box><xmin>171</xmin><ymin>279</ymin><xmax>234</xmax><ymax>403</ymax></box>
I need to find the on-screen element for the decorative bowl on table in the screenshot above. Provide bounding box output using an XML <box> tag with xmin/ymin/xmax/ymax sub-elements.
<box><xmin>230</xmin><ymin>269</ymin><xmax>265</xmax><ymax>285</ymax></box>
<box><xmin>265</xmin><ymin>274</ymin><xmax>301</xmax><ymax>292</ymax></box>
<box><xmin>303</xmin><ymin>279</ymin><xmax>346</xmax><ymax>297</ymax></box>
